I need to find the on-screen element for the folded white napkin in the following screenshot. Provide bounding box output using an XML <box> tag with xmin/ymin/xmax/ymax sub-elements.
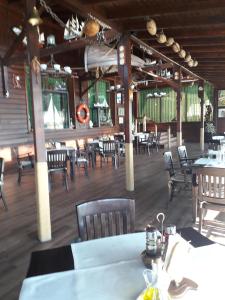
<box><xmin>71</xmin><ymin>232</ymin><xmax>145</xmax><ymax>269</ymax></box>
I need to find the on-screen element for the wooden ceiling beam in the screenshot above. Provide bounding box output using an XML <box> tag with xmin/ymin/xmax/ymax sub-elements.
<box><xmin>123</xmin><ymin>12</ymin><xmax>225</xmax><ymax>31</ymax></box>
<box><xmin>131</xmin><ymin>35</ymin><xmax>204</xmax><ymax>82</ymax></box>
<box><xmin>7</xmin><ymin>29</ymin><xmax>117</xmax><ymax>65</ymax></box>
<box><xmin>137</xmin><ymin>28</ymin><xmax>225</xmax><ymax>39</ymax></box>
<box><xmin>107</xmin><ymin>0</ymin><xmax>225</xmax><ymax>20</ymax></box>
<box><xmin>160</xmin><ymin>46</ymin><xmax>225</xmax><ymax>54</ymax></box>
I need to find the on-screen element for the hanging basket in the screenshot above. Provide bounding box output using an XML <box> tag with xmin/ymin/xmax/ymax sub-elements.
<box><xmin>156</xmin><ymin>32</ymin><xmax>167</xmax><ymax>44</ymax></box>
<box><xmin>179</xmin><ymin>49</ymin><xmax>186</xmax><ymax>58</ymax></box>
<box><xmin>146</xmin><ymin>19</ymin><xmax>157</xmax><ymax>36</ymax></box>
<box><xmin>83</xmin><ymin>19</ymin><xmax>100</xmax><ymax>37</ymax></box>
<box><xmin>188</xmin><ymin>59</ymin><xmax>194</xmax><ymax>67</ymax></box>
<box><xmin>165</xmin><ymin>37</ymin><xmax>174</xmax><ymax>47</ymax></box>
<box><xmin>172</xmin><ymin>42</ymin><xmax>180</xmax><ymax>53</ymax></box>
<box><xmin>185</xmin><ymin>53</ymin><xmax>192</xmax><ymax>63</ymax></box>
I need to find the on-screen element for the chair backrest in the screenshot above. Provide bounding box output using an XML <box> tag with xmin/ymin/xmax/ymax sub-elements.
<box><xmin>102</xmin><ymin>140</ymin><xmax>116</xmax><ymax>154</ymax></box>
<box><xmin>163</xmin><ymin>151</ymin><xmax>175</xmax><ymax>177</ymax></box>
<box><xmin>0</xmin><ymin>157</ymin><xmax>4</xmax><ymax>182</ymax></box>
<box><xmin>196</xmin><ymin>167</ymin><xmax>225</xmax><ymax>205</ymax></box>
<box><xmin>76</xmin><ymin>139</ymin><xmax>86</xmax><ymax>150</ymax></box>
<box><xmin>177</xmin><ymin>145</ymin><xmax>188</xmax><ymax>166</ymax></box>
<box><xmin>76</xmin><ymin>198</ymin><xmax>135</xmax><ymax>241</ymax></box>
<box><xmin>47</xmin><ymin>150</ymin><xmax>67</xmax><ymax>170</ymax></box>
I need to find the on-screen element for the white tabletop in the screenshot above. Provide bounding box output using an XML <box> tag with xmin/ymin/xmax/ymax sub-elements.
<box><xmin>19</xmin><ymin>233</ymin><xmax>225</xmax><ymax>300</ymax></box>
<box><xmin>194</xmin><ymin>157</ymin><xmax>225</xmax><ymax>168</ymax></box>
<box><xmin>212</xmin><ymin>135</ymin><xmax>225</xmax><ymax>140</ymax></box>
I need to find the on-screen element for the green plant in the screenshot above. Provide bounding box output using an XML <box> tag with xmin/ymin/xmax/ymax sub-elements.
<box><xmin>205</xmin><ymin>122</ymin><xmax>216</xmax><ymax>134</ymax></box>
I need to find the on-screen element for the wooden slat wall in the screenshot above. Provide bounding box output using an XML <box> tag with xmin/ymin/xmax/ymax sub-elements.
<box><xmin>0</xmin><ymin>66</ymin><xmax>29</xmax><ymax>147</ymax></box>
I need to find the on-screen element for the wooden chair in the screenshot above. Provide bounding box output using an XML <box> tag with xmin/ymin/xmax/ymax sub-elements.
<box><xmin>195</xmin><ymin>168</ymin><xmax>225</xmax><ymax>233</ymax></box>
<box><xmin>153</xmin><ymin>132</ymin><xmax>161</xmax><ymax>152</ymax></box>
<box><xmin>0</xmin><ymin>158</ymin><xmax>7</xmax><ymax>210</ymax></box>
<box><xmin>100</xmin><ymin>140</ymin><xmax>119</xmax><ymax>168</ymax></box>
<box><xmin>163</xmin><ymin>151</ymin><xmax>191</xmax><ymax>202</ymax></box>
<box><xmin>76</xmin><ymin>198</ymin><xmax>135</xmax><ymax>241</ymax></box>
<box><xmin>75</xmin><ymin>140</ymin><xmax>89</xmax><ymax>176</ymax></box>
<box><xmin>177</xmin><ymin>145</ymin><xmax>197</xmax><ymax>175</ymax></box>
<box><xmin>13</xmin><ymin>149</ymin><xmax>34</xmax><ymax>184</ymax></box>
<box><xmin>47</xmin><ymin>150</ymin><xmax>69</xmax><ymax>191</ymax></box>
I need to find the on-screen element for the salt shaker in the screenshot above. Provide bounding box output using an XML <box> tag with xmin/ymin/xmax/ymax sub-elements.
<box><xmin>146</xmin><ymin>225</ymin><xmax>158</xmax><ymax>256</ymax></box>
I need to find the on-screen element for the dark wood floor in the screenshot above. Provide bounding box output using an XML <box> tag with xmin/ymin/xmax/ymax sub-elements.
<box><xmin>0</xmin><ymin>143</ymin><xmax>224</xmax><ymax>300</ymax></box>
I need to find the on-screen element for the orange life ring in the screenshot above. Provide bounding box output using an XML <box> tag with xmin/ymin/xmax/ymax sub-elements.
<box><xmin>76</xmin><ymin>104</ymin><xmax>90</xmax><ymax>124</ymax></box>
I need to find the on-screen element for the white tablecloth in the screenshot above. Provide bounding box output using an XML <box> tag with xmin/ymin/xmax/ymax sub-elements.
<box><xmin>19</xmin><ymin>233</ymin><xmax>225</xmax><ymax>300</ymax></box>
<box><xmin>194</xmin><ymin>157</ymin><xmax>225</xmax><ymax>168</ymax></box>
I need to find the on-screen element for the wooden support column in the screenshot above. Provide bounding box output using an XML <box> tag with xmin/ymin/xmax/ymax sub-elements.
<box><xmin>213</xmin><ymin>88</ymin><xmax>218</xmax><ymax>131</ymax></box>
<box><xmin>26</xmin><ymin>0</ymin><xmax>51</xmax><ymax>242</ymax></box>
<box><xmin>176</xmin><ymin>68</ymin><xmax>182</xmax><ymax>146</ymax></box>
<box><xmin>199</xmin><ymin>81</ymin><xmax>205</xmax><ymax>152</ymax></box>
<box><xmin>118</xmin><ymin>34</ymin><xmax>134</xmax><ymax>191</ymax></box>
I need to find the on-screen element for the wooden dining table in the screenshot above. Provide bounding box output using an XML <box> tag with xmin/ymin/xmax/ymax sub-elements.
<box><xmin>18</xmin><ymin>228</ymin><xmax>225</xmax><ymax>300</ymax></box>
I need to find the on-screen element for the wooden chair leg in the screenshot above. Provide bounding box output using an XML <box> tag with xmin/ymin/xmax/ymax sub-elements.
<box><xmin>199</xmin><ymin>202</ymin><xmax>203</xmax><ymax>233</ymax></box>
<box><xmin>64</xmin><ymin>170</ymin><xmax>69</xmax><ymax>191</ymax></box>
<box><xmin>84</xmin><ymin>162</ymin><xmax>88</xmax><ymax>176</ymax></box>
<box><xmin>18</xmin><ymin>168</ymin><xmax>22</xmax><ymax>184</ymax></box>
<box><xmin>0</xmin><ymin>189</ymin><xmax>8</xmax><ymax>211</ymax></box>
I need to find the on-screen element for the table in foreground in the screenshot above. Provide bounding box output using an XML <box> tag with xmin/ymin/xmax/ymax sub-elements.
<box><xmin>19</xmin><ymin>228</ymin><xmax>225</xmax><ymax>300</ymax></box>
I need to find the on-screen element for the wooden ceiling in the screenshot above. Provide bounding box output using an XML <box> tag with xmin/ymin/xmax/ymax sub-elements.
<box><xmin>8</xmin><ymin>0</ymin><xmax>225</xmax><ymax>88</ymax></box>
<box><xmin>48</xmin><ymin>0</ymin><xmax>225</xmax><ymax>88</ymax></box>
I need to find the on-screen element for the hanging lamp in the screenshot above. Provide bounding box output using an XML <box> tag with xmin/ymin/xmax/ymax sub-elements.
<box><xmin>28</xmin><ymin>6</ymin><xmax>43</xmax><ymax>26</ymax></box>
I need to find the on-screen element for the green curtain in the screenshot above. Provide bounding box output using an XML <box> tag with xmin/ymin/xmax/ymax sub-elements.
<box><xmin>88</xmin><ymin>80</ymin><xmax>108</xmax><ymax>108</ymax></box>
<box><xmin>204</xmin><ymin>82</ymin><xmax>214</xmax><ymax>105</ymax></box>
<box><xmin>138</xmin><ymin>83</ymin><xmax>214</xmax><ymax>123</ymax></box>
<box><xmin>183</xmin><ymin>84</ymin><xmax>200</xmax><ymax>121</ymax></box>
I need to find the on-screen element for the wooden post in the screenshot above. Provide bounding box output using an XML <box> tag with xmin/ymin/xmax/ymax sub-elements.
<box><xmin>213</xmin><ymin>88</ymin><xmax>218</xmax><ymax>131</ymax></box>
<box><xmin>155</xmin><ymin>124</ymin><xmax>158</xmax><ymax>136</ymax></box>
<box><xmin>176</xmin><ymin>68</ymin><xmax>182</xmax><ymax>146</ymax></box>
<box><xmin>143</xmin><ymin>114</ymin><xmax>147</xmax><ymax>132</ymax></box>
<box><xmin>118</xmin><ymin>34</ymin><xmax>134</xmax><ymax>191</ymax></box>
<box><xmin>26</xmin><ymin>0</ymin><xmax>51</xmax><ymax>242</ymax></box>
<box><xmin>167</xmin><ymin>126</ymin><xmax>171</xmax><ymax>149</ymax></box>
<box><xmin>199</xmin><ymin>81</ymin><xmax>205</xmax><ymax>152</ymax></box>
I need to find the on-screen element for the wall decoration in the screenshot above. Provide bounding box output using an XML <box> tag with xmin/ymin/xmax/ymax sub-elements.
<box><xmin>12</xmin><ymin>74</ymin><xmax>21</xmax><ymax>89</ymax></box>
<box><xmin>116</xmin><ymin>92</ymin><xmax>122</xmax><ymax>104</ymax></box>
<box><xmin>118</xmin><ymin>107</ymin><xmax>125</xmax><ymax>116</ymax></box>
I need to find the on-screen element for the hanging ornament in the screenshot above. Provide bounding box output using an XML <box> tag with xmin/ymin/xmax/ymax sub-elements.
<box><xmin>188</xmin><ymin>59</ymin><xmax>194</xmax><ymax>67</ymax></box>
<box><xmin>146</xmin><ymin>19</ymin><xmax>157</xmax><ymax>36</ymax></box>
<box><xmin>172</xmin><ymin>42</ymin><xmax>180</xmax><ymax>53</ymax></box>
<box><xmin>83</xmin><ymin>19</ymin><xmax>100</xmax><ymax>37</ymax></box>
<box><xmin>179</xmin><ymin>49</ymin><xmax>186</xmax><ymax>58</ymax></box>
<box><xmin>185</xmin><ymin>53</ymin><xmax>192</xmax><ymax>62</ymax></box>
<box><xmin>31</xmin><ymin>56</ymin><xmax>41</xmax><ymax>83</ymax></box>
<box><xmin>165</xmin><ymin>37</ymin><xmax>174</xmax><ymax>47</ymax></box>
<box><xmin>193</xmin><ymin>60</ymin><xmax>198</xmax><ymax>67</ymax></box>
<box><xmin>156</xmin><ymin>30</ymin><xmax>167</xmax><ymax>44</ymax></box>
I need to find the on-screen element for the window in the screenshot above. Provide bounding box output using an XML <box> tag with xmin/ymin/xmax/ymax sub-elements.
<box><xmin>26</xmin><ymin>73</ymin><xmax>70</xmax><ymax>130</ymax></box>
<box><xmin>42</xmin><ymin>92</ymin><xmax>69</xmax><ymax>129</ymax></box>
<box><xmin>42</xmin><ymin>76</ymin><xmax>70</xmax><ymax>129</ymax></box>
<box><xmin>88</xmin><ymin>80</ymin><xmax>112</xmax><ymax>127</ymax></box>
